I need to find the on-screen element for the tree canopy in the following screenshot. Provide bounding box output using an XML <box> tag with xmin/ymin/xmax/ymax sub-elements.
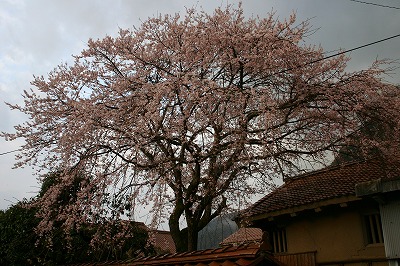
<box><xmin>3</xmin><ymin>5</ymin><xmax>400</xmax><ymax>251</ymax></box>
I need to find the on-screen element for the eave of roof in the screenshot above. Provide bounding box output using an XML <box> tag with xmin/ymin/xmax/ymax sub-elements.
<box><xmin>249</xmin><ymin>195</ymin><xmax>360</xmax><ymax>221</ymax></box>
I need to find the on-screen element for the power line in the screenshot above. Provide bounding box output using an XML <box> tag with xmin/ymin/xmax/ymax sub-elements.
<box><xmin>318</xmin><ymin>33</ymin><xmax>400</xmax><ymax>61</ymax></box>
<box><xmin>277</xmin><ymin>33</ymin><xmax>400</xmax><ymax>74</ymax></box>
<box><xmin>0</xmin><ymin>148</ymin><xmax>21</xmax><ymax>156</ymax></box>
<box><xmin>349</xmin><ymin>0</ymin><xmax>400</xmax><ymax>10</ymax></box>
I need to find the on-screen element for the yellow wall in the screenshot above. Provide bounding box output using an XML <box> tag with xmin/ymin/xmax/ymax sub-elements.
<box><xmin>281</xmin><ymin>207</ymin><xmax>387</xmax><ymax>265</ymax></box>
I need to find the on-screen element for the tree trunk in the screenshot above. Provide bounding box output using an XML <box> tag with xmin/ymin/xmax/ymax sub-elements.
<box><xmin>169</xmin><ymin>223</ymin><xmax>199</xmax><ymax>252</ymax></box>
<box><xmin>170</xmin><ymin>227</ymin><xmax>188</xmax><ymax>253</ymax></box>
<box><xmin>187</xmin><ymin>226</ymin><xmax>198</xmax><ymax>251</ymax></box>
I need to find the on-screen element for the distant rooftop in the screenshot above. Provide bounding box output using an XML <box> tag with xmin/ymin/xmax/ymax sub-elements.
<box><xmin>149</xmin><ymin>230</ymin><xmax>176</xmax><ymax>254</ymax></box>
<box><xmin>220</xmin><ymin>227</ymin><xmax>263</xmax><ymax>247</ymax></box>
<box><xmin>132</xmin><ymin>222</ymin><xmax>176</xmax><ymax>254</ymax></box>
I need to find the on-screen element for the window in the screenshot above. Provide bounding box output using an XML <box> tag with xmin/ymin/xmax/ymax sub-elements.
<box><xmin>364</xmin><ymin>213</ymin><xmax>384</xmax><ymax>244</ymax></box>
<box><xmin>270</xmin><ymin>228</ymin><xmax>288</xmax><ymax>253</ymax></box>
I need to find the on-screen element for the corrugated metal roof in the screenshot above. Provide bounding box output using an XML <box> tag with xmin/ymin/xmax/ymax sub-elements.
<box><xmin>246</xmin><ymin>160</ymin><xmax>388</xmax><ymax>219</ymax></box>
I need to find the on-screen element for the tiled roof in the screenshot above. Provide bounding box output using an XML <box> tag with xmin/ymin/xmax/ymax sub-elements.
<box><xmin>129</xmin><ymin>222</ymin><xmax>175</xmax><ymax>254</ymax></box>
<box><xmin>220</xmin><ymin>228</ymin><xmax>263</xmax><ymax>246</ymax></box>
<box><xmin>114</xmin><ymin>243</ymin><xmax>280</xmax><ymax>265</ymax></box>
<box><xmin>247</xmin><ymin>160</ymin><xmax>388</xmax><ymax>219</ymax></box>
<box><xmin>69</xmin><ymin>244</ymin><xmax>281</xmax><ymax>266</ymax></box>
<box><xmin>150</xmin><ymin>230</ymin><xmax>176</xmax><ymax>254</ymax></box>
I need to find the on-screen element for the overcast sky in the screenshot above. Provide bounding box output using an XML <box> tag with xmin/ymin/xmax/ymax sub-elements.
<box><xmin>1</xmin><ymin>0</ymin><xmax>399</xmax><ymax>211</ymax></box>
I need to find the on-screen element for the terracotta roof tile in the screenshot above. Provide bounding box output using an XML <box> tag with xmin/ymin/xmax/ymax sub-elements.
<box><xmin>115</xmin><ymin>243</ymin><xmax>280</xmax><ymax>265</ymax></box>
<box><xmin>220</xmin><ymin>228</ymin><xmax>263</xmax><ymax>246</ymax></box>
<box><xmin>247</xmin><ymin>160</ymin><xmax>389</xmax><ymax>218</ymax></box>
<box><xmin>150</xmin><ymin>230</ymin><xmax>176</xmax><ymax>254</ymax></box>
<box><xmin>130</xmin><ymin>223</ymin><xmax>176</xmax><ymax>254</ymax></box>
<box><xmin>70</xmin><ymin>237</ymin><xmax>281</xmax><ymax>265</ymax></box>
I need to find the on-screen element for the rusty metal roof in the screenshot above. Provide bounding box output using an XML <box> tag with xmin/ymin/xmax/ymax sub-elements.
<box><xmin>246</xmin><ymin>160</ymin><xmax>388</xmax><ymax>220</ymax></box>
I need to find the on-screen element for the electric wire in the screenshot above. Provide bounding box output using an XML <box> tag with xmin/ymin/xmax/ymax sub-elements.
<box><xmin>0</xmin><ymin>148</ymin><xmax>22</xmax><ymax>156</ymax></box>
<box><xmin>276</xmin><ymin>33</ymin><xmax>400</xmax><ymax>75</ymax></box>
<box><xmin>349</xmin><ymin>0</ymin><xmax>400</xmax><ymax>10</ymax></box>
<box><xmin>313</xmin><ymin>33</ymin><xmax>400</xmax><ymax>63</ymax></box>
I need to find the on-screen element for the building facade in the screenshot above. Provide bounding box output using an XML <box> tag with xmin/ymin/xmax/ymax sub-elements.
<box><xmin>245</xmin><ymin>160</ymin><xmax>397</xmax><ymax>266</ymax></box>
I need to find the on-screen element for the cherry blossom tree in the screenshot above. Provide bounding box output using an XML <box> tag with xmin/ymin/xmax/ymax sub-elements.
<box><xmin>3</xmin><ymin>5</ymin><xmax>400</xmax><ymax>251</ymax></box>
